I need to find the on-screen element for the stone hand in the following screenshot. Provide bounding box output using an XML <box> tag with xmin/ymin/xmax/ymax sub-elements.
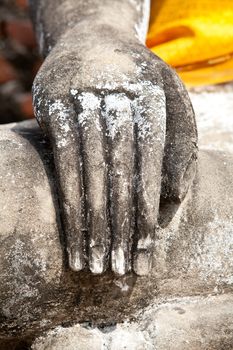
<box><xmin>32</xmin><ymin>27</ymin><xmax>197</xmax><ymax>276</ymax></box>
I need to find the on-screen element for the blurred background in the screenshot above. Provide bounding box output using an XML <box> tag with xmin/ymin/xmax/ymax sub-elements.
<box><xmin>0</xmin><ymin>0</ymin><xmax>42</xmax><ymax>123</ymax></box>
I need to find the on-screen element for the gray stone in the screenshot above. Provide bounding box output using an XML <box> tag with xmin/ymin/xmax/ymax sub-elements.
<box><xmin>32</xmin><ymin>294</ymin><xmax>233</xmax><ymax>350</ymax></box>
<box><xmin>0</xmin><ymin>0</ymin><xmax>232</xmax><ymax>346</ymax></box>
<box><xmin>29</xmin><ymin>0</ymin><xmax>197</xmax><ymax>275</ymax></box>
<box><xmin>0</xmin><ymin>116</ymin><xmax>232</xmax><ymax>347</ymax></box>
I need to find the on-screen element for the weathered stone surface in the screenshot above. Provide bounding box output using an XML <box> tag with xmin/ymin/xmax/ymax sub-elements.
<box><xmin>0</xmin><ymin>117</ymin><xmax>232</xmax><ymax>347</ymax></box>
<box><xmin>32</xmin><ymin>294</ymin><xmax>233</xmax><ymax>350</ymax></box>
<box><xmin>190</xmin><ymin>84</ymin><xmax>233</xmax><ymax>154</ymax></box>
<box><xmin>29</xmin><ymin>0</ymin><xmax>198</xmax><ymax>276</ymax></box>
<box><xmin>0</xmin><ymin>0</ymin><xmax>233</xmax><ymax>347</ymax></box>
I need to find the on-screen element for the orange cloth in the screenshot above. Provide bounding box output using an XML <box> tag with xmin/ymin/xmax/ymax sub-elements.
<box><xmin>146</xmin><ymin>0</ymin><xmax>233</xmax><ymax>86</ymax></box>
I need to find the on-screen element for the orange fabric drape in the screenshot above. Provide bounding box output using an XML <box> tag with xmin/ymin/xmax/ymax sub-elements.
<box><xmin>147</xmin><ymin>0</ymin><xmax>233</xmax><ymax>86</ymax></box>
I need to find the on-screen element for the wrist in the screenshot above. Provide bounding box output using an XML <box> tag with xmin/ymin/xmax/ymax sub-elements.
<box><xmin>32</xmin><ymin>1</ymin><xmax>150</xmax><ymax>56</ymax></box>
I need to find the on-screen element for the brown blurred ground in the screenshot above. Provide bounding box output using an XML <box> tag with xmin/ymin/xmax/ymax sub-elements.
<box><xmin>0</xmin><ymin>0</ymin><xmax>42</xmax><ymax>123</ymax></box>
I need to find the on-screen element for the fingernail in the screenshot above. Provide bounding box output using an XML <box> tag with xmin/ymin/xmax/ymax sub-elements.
<box><xmin>111</xmin><ymin>247</ymin><xmax>127</xmax><ymax>275</ymax></box>
<box><xmin>133</xmin><ymin>250</ymin><xmax>152</xmax><ymax>276</ymax></box>
<box><xmin>89</xmin><ymin>245</ymin><xmax>105</xmax><ymax>274</ymax></box>
<box><xmin>68</xmin><ymin>247</ymin><xmax>83</xmax><ymax>272</ymax></box>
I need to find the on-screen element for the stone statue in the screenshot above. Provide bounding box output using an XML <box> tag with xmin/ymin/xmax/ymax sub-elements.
<box><xmin>0</xmin><ymin>0</ymin><xmax>232</xmax><ymax>348</ymax></box>
<box><xmin>0</xmin><ymin>109</ymin><xmax>232</xmax><ymax>348</ymax></box>
<box><xmin>29</xmin><ymin>0</ymin><xmax>197</xmax><ymax>276</ymax></box>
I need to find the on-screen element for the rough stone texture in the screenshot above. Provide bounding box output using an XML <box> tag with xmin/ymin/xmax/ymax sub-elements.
<box><xmin>29</xmin><ymin>0</ymin><xmax>198</xmax><ymax>276</ymax></box>
<box><xmin>190</xmin><ymin>84</ymin><xmax>233</xmax><ymax>153</ymax></box>
<box><xmin>0</xmin><ymin>1</ymin><xmax>232</xmax><ymax>348</ymax></box>
<box><xmin>0</xmin><ymin>85</ymin><xmax>233</xmax><ymax>348</ymax></box>
<box><xmin>32</xmin><ymin>294</ymin><xmax>233</xmax><ymax>350</ymax></box>
<box><xmin>31</xmin><ymin>84</ymin><xmax>233</xmax><ymax>350</ymax></box>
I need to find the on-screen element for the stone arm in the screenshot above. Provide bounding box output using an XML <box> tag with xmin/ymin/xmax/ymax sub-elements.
<box><xmin>29</xmin><ymin>0</ymin><xmax>150</xmax><ymax>55</ymax></box>
<box><xmin>29</xmin><ymin>0</ymin><xmax>198</xmax><ymax>276</ymax></box>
